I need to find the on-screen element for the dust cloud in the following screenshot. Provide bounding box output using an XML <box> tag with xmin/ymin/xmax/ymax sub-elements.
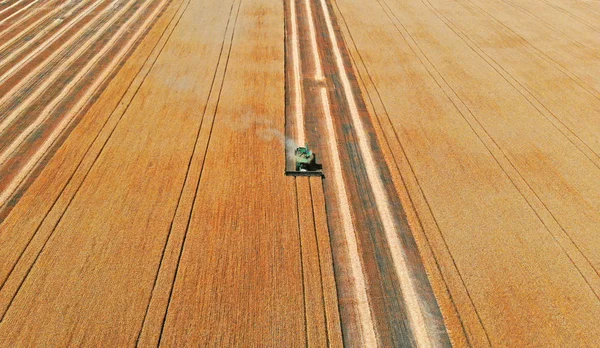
<box><xmin>232</xmin><ymin>111</ymin><xmax>298</xmax><ymax>160</ymax></box>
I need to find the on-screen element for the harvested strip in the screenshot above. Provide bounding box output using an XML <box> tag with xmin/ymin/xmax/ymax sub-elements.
<box><xmin>0</xmin><ymin>0</ymin><xmax>30</xmax><ymax>18</ymax></box>
<box><xmin>0</xmin><ymin>0</ymin><xmax>62</xmax><ymax>44</ymax></box>
<box><xmin>319</xmin><ymin>85</ymin><xmax>377</xmax><ymax>346</ymax></box>
<box><xmin>0</xmin><ymin>0</ymin><xmax>39</xmax><ymax>26</ymax></box>
<box><xmin>0</xmin><ymin>0</ymin><xmax>91</xmax><ymax>69</ymax></box>
<box><xmin>0</xmin><ymin>0</ymin><xmax>113</xmax><ymax>94</ymax></box>
<box><xmin>318</xmin><ymin>0</ymin><xmax>434</xmax><ymax>344</ymax></box>
<box><xmin>0</xmin><ymin>0</ymin><xmax>158</xmax><ymax>164</ymax></box>
<box><xmin>0</xmin><ymin>0</ymin><xmax>31</xmax><ymax>20</ymax></box>
<box><xmin>289</xmin><ymin>0</ymin><xmax>304</xmax><ymax>145</ymax></box>
<box><xmin>0</xmin><ymin>0</ymin><xmax>170</xmax><ymax>207</ymax></box>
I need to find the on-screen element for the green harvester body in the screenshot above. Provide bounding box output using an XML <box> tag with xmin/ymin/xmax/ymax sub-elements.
<box><xmin>295</xmin><ymin>146</ymin><xmax>315</xmax><ymax>171</ymax></box>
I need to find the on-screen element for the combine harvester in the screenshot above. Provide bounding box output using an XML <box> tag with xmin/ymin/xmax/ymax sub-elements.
<box><xmin>285</xmin><ymin>145</ymin><xmax>324</xmax><ymax>177</ymax></box>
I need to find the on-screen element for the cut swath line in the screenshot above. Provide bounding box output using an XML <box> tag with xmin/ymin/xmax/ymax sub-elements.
<box><xmin>320</xmin><ymin>87</ymin><xmax>378</xmax><ymax>347</ymax></box>
<box><xmin>0</xmin><ymin>0</ymin><xmax>90</xmax><ymax>70</ymax></box>
<box><xmin>318</xmin><ymin>0</ymin><xmax>435</xmax><ymax>346</ymax></box>
<box><xmin>0</xmin><ymin>18</ymin><xmax>62</xmax><ymax>67</ymax></box>
<box><xmin>301</xmin><ymin>0</ymin><xmax>377</xmax><ymax>344</ymax></box>
<box><xmin>0</xmin><ymin>0</ymin><xmax>107</xmax><ymax>98</ymax></box>
<box><xmin>0</xmin><ymin>0</ymin><xmax>29</xmax><ymax>18</ymax></box>
<box><xmin>289</xmin><ymin>0</ymin><xmax>304</xmax><ymax>145</ymax></box>
<box><xmin>304</xmin><ymin>0</ymin><xmax>323</xmax><ymax>81</ymax></box>
<box><xmin>0</xmin><ymin>0</ymin><xmax>62</xmax><ymax>43</ymax></box>
<box><xmin>0</xmin><ymin>0</ymin><xmax>39</xmax><ymax>25</ymax></box>
<box><xmin>0</xmin><ymin>0</ymin><xmax>169</xmax><ymax>208</ymax></box>
<box><xmin>0</xmin><ymin>0</ymin><xmax>126</xmax><ymax>135</ymax></box>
